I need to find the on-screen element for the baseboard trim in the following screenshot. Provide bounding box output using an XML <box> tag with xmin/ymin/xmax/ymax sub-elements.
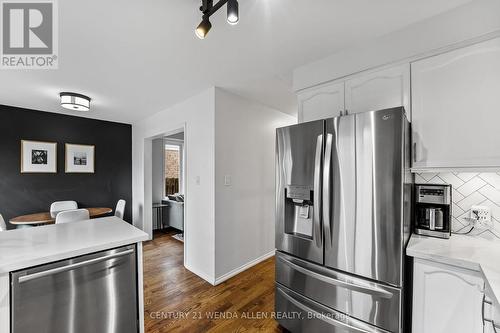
<box><xmin>185</xmin><ymin>263</ymin><xmax>216</xmax><ymax>285</ymax></box>
<box><xmin>214</xmin><ymin>250</ymin><xmax>276</xmax><ymax>285</ymax></box>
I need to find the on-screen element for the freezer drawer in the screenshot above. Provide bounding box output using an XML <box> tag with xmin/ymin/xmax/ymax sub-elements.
<box><xmin>276</xmin><ymin>284</ymin><xmax>391</xmax><ymax>333</ymax></box>
<box><xmin>276</xmin><ymin>252</ymin><xmax>402</xmax><ymax>333</ymax></box>
<box><xmin>11</xmin><ymin>245</ymin><xmax>138</xmax><ymax>333</ymax></box>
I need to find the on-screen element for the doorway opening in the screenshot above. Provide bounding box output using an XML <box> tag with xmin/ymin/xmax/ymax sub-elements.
<box><xmin>151</xmin><ymin>129</ymin><xmax>185</xmax><ymax>244</ymax></box>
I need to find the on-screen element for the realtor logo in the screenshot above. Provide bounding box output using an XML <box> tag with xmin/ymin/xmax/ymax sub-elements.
<box><xmin>1</xmin><ymin>0</ymin><xmax>58</xmax><ymax>69</ymax></box>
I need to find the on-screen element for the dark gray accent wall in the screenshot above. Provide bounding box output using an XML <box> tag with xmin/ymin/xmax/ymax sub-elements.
<box><xmin>0</xmin><ymin>105</ymin><xmax>132</xmax><ymax>228</ymax></box>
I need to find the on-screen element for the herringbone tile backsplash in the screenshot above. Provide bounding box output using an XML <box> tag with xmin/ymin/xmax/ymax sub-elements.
<box><xmin>415</xmin><ymin>173</ymin><xmax>500</xmax><ymax>239</ymax></box>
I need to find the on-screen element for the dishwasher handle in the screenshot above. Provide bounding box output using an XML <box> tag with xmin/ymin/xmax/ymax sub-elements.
<box><xmin>18</xmin><ymin>249</ymin><xmax>134</xmax><ymax>284</ymax></box>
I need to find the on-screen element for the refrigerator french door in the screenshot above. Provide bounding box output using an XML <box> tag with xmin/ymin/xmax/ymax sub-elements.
<box><xmin>275</xmin><ymin>119</ymin><xmax>325</xmax><ymax>265</ymax></box>
<box><xmin>324</xmin><ymin>108</ymin><xmax>406</xmax><ymax>286</ymax></box>
<box><xmin>275</xmin><ymin>107</ymin><xmax>411</xmax><ymax>333</ymax></box>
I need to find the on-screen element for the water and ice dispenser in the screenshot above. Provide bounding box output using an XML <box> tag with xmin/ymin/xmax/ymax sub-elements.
<box><xmin>284</xmin><ymin>185</ymin><xmax>315</xmax><ymax>238</ymax></box>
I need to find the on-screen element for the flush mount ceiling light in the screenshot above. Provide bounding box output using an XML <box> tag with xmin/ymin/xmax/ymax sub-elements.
<box><xmin>195</xmin><ymin>0</ymin><xmax>239</xmax><ymax>39</ymax></box>
<box><xmin>60</xmin><ymin>92</ymin><xmax>91</xmax><ymax>112</ymax></box>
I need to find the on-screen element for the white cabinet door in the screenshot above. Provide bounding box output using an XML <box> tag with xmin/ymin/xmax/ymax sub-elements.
<box><xmin>412</xmin><ymin>37</ymin><xmax>500</xmax><ymax>169</ymax></box>
<box><xmin>412</xmin><ymin>259</ymin><xmax>484</xmax><ymax>333</ymax></box>
<box><xmin>345</xmin><ymin>64</ymin><xmax>410</xmax><ymax>119</ymax></box>
<box><xmin>298</xmin><ymin>81</ymin><xmax>344</xmax><ymax>123</ymax></box>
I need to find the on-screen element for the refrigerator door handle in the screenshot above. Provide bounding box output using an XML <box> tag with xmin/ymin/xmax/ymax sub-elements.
<box><xmin>313</xmin><ymin>134</ymin><xmax>323</xmax><ymax>248</ymax></box>
<box><xmin>323</xmin><ymin>133</ymin><xmax>333</xmax><ymax>245</ymax></box>
<box><xmin>276</xmin><ymin>287</ymin><xmax>390</xmax><ymax>333</ymax></box>
<box><xmin>278</xmin><ymin>255</ymin><xmax>393</xmax><ymax>299</ymax></box>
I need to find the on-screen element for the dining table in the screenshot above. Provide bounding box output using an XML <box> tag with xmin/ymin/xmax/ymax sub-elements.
<box><xmin>9</xmin><ymin>207</ymin><xmax>113</xmax><ymax>226</ymax></box>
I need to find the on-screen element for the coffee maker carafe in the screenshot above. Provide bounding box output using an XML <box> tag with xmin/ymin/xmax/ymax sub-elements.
<box><xmin>414</xmin><ymin>184</ymin><xmax>452</xmax><ymax>239</ymax></box>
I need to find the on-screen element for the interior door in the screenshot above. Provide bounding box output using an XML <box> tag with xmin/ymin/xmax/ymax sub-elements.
<box><xmin>276</xmin><ymin>120</ymin><xmax>324</xmax><ymax>265</ymax></box>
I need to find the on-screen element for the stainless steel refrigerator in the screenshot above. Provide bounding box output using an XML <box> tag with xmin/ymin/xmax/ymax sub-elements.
<box><xmin>275</xmin><ymin>107</ymin><xmax>412</xmax><ymax>333</ymax></box>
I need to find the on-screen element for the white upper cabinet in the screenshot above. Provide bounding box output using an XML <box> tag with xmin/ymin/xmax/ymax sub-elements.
<box><xmin>412</xmin><ymin>37</ymin><xmax>500</xmax><ymax>170</ymax></box>
<box><xmin>412</xmin><ymin>259</ymin><xmax>484</xmax><ymax>333</ymax></box>
<box><xmin>298</xmin><ymin>64</ymin><xmax>410</xmax><ymax>123</ymax></box>
<box><xmin>345</xmin><ymin>64</ymin><xmax>410</xmax><ymax>119</ymax></box>
<box><xmin>298</xmin><ymin>81</ymin><xmax>344</xmax><ymax>123</ymax></box>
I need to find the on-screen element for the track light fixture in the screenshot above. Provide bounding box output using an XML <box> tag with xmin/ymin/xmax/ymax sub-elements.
<box><xmin>195</xmin><ymin>0</ymin><xmax>239</xmax><ymax>39</ymax></box>
<box><xmin>227</xmin><ymin>0</ymin><xmax>239</xmax><ymax>25</ymax></box>
<box><xmin>196</xmin><ymin>17</ymin><xmax>212</xmax><ymax>39</ymax></box>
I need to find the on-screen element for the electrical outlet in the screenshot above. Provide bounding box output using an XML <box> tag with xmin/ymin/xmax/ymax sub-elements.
<box><xmin>470</xmin><ymin>205</ymin><xmax>492</xmax><ymax>228</ymax></box>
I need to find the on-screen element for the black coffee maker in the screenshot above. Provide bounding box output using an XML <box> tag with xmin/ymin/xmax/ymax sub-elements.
<box><xmin>414</xmin><ymin>184</ymin><xmax>452</xmax><ymax>239</ymax></box>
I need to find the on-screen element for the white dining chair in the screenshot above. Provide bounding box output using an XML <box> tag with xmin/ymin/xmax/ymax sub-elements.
<box><xmin>55</xmin><ymin>209</ymin><xmax>90</xmax><ymax>224</ymax></box>
<box><xmin>0</xmin><ymin>214</ymin><xmax>7</xmax><ymax>231</ymax></box>
<box><xmin>50</xmin><ymin>201</ymin><xmax>78</xmax><ymax>218</ymax></box>
<box><xmin>115</xmin><ymin>200</ymin><xmax>126</xmax><ymax>219</ymax></box>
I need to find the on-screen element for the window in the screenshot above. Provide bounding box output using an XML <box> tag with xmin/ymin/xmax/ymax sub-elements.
<box><xmin>164</xmin><ymin>144</ymin><xmax>181</xmax><ymax>196</ymax></box>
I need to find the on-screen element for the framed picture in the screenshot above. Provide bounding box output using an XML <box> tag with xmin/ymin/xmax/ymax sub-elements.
<box><xmin>65</xmin><ymin>144</ymin><xmax>95</xmax><ymax>173</ymax></box>
<box><xmin>21</xmin><ymin>140</ymin><xmax>57</xmax><ymax>173</ymax></box>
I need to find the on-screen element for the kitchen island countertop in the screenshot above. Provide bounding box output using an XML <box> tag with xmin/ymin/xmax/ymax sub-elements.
<box><xmin>0</xmin><ymin>216</ymin><xmax>148</xmax><ymax>333</ymax></box>
<box><xmin>0</xmin><ymin>216</ymin><xmax>148</xmax><ymax>273</ymax></box>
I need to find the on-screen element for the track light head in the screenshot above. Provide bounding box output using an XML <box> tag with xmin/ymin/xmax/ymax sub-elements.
<box><xmin>196</xmin><ymin>17</ymin><xmax>212</xmax><ymax>39</ymax></box>
<box><xmin>227</xmin><ymin>0</ymin><xmax>239</xmax><ymax>25</ymax></box>
<box><xmin>195</xmin><ymin>0</ymin><xmax>239</xmax><ymax>38</ymax></box>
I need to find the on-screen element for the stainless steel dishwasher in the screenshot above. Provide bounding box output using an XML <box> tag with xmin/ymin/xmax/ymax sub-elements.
<box><xmin>10</xmin><ymin>245</ymin><xmax>138</xmax><ymax>333</ymax></box>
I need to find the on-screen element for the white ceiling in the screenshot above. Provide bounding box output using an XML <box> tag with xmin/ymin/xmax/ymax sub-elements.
<box><xmin>0</xmin><ymin>0</ymin><xmax>473</xmax><ymax>123</ymax></box>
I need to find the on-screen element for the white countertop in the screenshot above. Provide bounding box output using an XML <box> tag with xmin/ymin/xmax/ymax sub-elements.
<box><xmin>0</xmin><ymin>216</ymin><xmax>148</xmax><ymax>273</ymax></box>
<box><xmin>407</xmin><ymin>234</ymin><xmax>500</xmax><ymax>306</ymax></box>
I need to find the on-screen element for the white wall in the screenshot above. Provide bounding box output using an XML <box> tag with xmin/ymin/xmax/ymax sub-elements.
<box><xmin>293</xmin><ymin>0</ymin><xmax>500</xmax><ymax>91</ymax></box>
<box><xmin>415</xmin><ymin>172</ymin><xmax>500</xmax><ymax>240</ymax></box>
<box><xmin>133</xmin><ymin>87</ymin><xmax>296</xmax><ymax>284</ymax></box>
<box><xmin>132</xmin><ymin>88</ymin><xmax>216</xmax><ymax>283</ymax></box>
<box><xmin>213</xmin><ymin>88</ymin><xmax>296</xmax><ymax>282</ymax></box>
<box><xmin>151</xmin><ymin>138</ymin><xmax>164</xmax><ymax>204</ymax></box>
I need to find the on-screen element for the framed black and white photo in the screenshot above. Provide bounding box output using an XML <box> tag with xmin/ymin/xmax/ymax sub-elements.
<box><xmin>21</xmin><ymin>140</ymin><xmax>57</xmax><ymax>173</ymax></box>
<box><xmin>65</xmin><ymin>144</ymin><xmax>95</xmax><ymax>173</ymax></box>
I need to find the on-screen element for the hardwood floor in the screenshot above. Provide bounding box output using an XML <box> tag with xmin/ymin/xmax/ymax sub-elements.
<box><xmin>143</xmin><ymin>230</ymin><xmax>284</xmax><ymax>333</ymax></box>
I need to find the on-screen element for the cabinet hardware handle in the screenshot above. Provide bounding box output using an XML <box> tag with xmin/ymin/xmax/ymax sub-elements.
<box><xmin>413</xmin><ymin>142</ymin><xmax>417</xmax><ymax>162</ymax></box>
<box><xmin>483</xmin><ymin>294</ymin><xmax>486</xmax><ymax>323</ymax></box>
